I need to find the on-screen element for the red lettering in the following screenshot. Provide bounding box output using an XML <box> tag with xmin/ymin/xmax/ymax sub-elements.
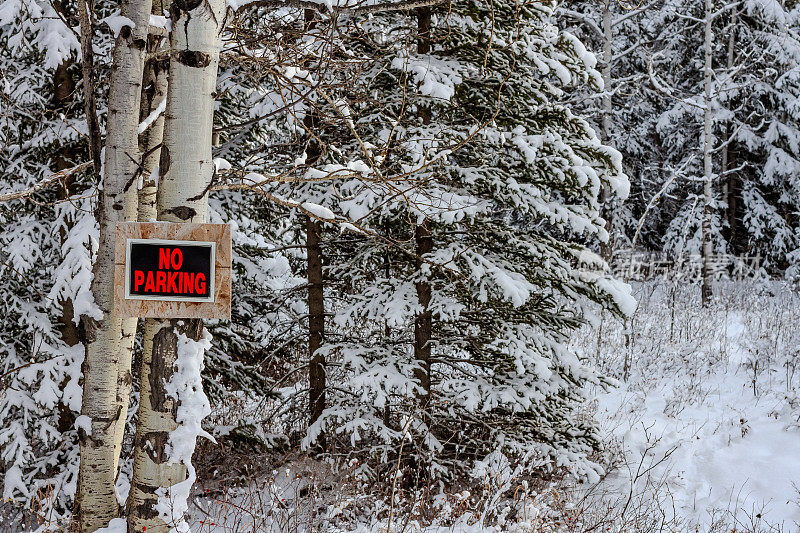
<box><xmin>196</xmin><ymin>273</ymin><xmax>206</xmax><ymax>295</ymax></box>
<box><xmin>134</xmin><ymin>270</ymin><xmax>144</xmax><ymax>291</ymax></box>
<box><xmin>156</xmin><ymin>271</ymin><xmax>166</xmax><ymax>293</ymax></box>
<box><xmin>159</xmin><ymin>247</ymin><xmax>171</xmax><ymax>269</ymax></box>
<box><xmin>171</xmin><ymin>248</ymin><xmax>183</xmax><ymax>270</ymax></box>
<box><xmin>144</xmin><ymin>271</ymin><xmax>155</xmax><ymax>293</ymax></box>
<box><xmin>167</xmin><ymin>271</ymin><xmax>179</xmax><ymax>293</ymax></box>
<box><xmin>184</xmin><ymin>272</ymin><xmax>195</xmax><ymax>294</ymax></box>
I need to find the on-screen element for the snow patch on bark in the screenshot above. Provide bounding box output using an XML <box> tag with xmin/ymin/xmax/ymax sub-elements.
<box><xmin>155</xmin><ymin>328</ymin><xmax>215</xmax><ymax>532</ymax></box>
<box><xmin>74</xmin><ymin>415</ymin><xmax>92</xmax><ymax>436</ymax></box>
<box><xmin>149</xmin><ymin>13</ymin><xmax>170</xmax><ymax>30</ymax></box>
<box><xmin>137</xmin><ymin>96</ymin><xmax>166</xmax><ymax>134</ymax></box>
<box><xmin>101</xmin><ymin>14</ymin><xmax>135</xmax><ymax>37</ymax></box>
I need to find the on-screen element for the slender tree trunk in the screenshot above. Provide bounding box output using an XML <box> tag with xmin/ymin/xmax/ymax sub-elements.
<box><xmin>413</xmin><ymin>220</ymin><xmax>433</xmax><ymax>411</ymax></box>
<box><xmin>302</xmin><ymin>4</ymin><xmax>326</xmax><ymax>439</ymax></box>
<box><xmin>599</xmin><ymin>0</ymin><xmax>615</xmax><ymax>260</ymax></box>
<box><xmin>53</xmin><ymin>58</ymin><xmax>83</xmax><ymax>347</ymax></box>
<box><xmin>722</xmin><ymin>9</ymin><xmax>738</xmax><ymax>251</ymax></box>
<box><xmin>76</xmin><ymin>0</ymin><xmax>102</xmax><ymax>176</ymax></box>
<box><xmin>413</xmin><ymin>6</ymin><xmax>433</xmax><ymax>423</ymax></box>
<box><xmin>307</xmin><ymin>217</ymin><xmax>325</xmax><ymax>431</ymax></box>
<box><xmin>383</xmin><ymin>253</ymin><xmax>392</xmax><ymax>429</ymax></box>
<box><xmin>126</xmin><ymin>7</ymin><xmax>169</xmax><ymax>526</ymax></box>
<box><xmin>701</xmin><ymin>0</ymin><xmax>714</xmax><ymax>306</ymax></box>
<box><xmin>413</xmin><ymin>6</ymin><xmax>433</xmax><ymax>422</ymax></box>
<box><xmin>601</xmin><ymin>0</ymin><xmax>613</xmax><ymax>142</ymax></box>
<box><xmin>138</xmin><ymin>1</ymin><xmax>169</xmax><ymax>223</ymax></box>
<box><xmin>75</xmin><ymin>0</ymin><xmax>151</xmax><ymax>528</ymax></box>
<box><xmin>127</xmin><ymin>0</ymin><xmax>224</xmax><ymax>528</ymax></box>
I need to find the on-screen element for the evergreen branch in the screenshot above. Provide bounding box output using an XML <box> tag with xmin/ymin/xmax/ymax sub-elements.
<box><xmin>647</xmin><ymin>53</ymin><xmax>706</xmax><ymax>111</ymax></box>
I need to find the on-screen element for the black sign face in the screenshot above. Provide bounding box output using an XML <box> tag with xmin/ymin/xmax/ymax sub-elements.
<box><xmin>125</xmin><ymin>239</ymin><xmax>215</xmax><ymax>302</ymax></box>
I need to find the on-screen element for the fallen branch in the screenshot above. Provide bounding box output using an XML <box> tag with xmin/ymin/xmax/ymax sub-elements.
<box><xmin>0</xmin><ymin>162</ymin><xmax>92</xmax><ymax>204</ymax></box>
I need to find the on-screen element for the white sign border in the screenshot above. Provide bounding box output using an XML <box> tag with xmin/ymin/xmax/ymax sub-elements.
<box><xmin>124</xmin><ymin>238</ymin><xmax>216</xmax><ymax>303</ymax></box>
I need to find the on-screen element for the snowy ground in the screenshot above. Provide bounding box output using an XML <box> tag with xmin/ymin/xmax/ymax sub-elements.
<box><xmin>577</xmin><ymin>280</ymin><xmax>800</xmax><ymax>532</ymax></box>
<box><xmin>179</xmin><ymin>280</ymin><xmax>800</xmax><ymax>532</ymax></box>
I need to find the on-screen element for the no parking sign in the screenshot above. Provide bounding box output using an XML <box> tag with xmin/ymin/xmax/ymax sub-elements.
<box><xmin>114</xmin><ymin>222</ymin><xmax>231</xmax><ymax>319</ymax></box>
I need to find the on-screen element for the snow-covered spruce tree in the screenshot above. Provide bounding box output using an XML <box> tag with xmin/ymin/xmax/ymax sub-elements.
<box><xmin>648</xmin><ymin>0</ymin><xmax>800</xmax><ymax>276</ymax></box>
<box><xmin>726</xmin><ymin>2</ymin><xmax>800</xmax><ymax>272</ymax></box>
<box><xmin>307</xmin><ymin>0</ymin><xmax>633</xmax><ymax>481</ymax></box>
<box><xmin>202</xmin><ymin>4</ymin><xmax>414</xmax><ymax>448</ymax></box>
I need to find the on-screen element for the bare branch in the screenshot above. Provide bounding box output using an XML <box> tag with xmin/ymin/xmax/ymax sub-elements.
<box><xmin>612</xmin><ymin>0</ymin><xmax>656</xmax><ymax>27</ymax></box>
<box><xmin>0</xmin><ymin>162</ymin><xmax>92</xmax><ymax>204</ymax></box>
<box><xmin>560</xmin><ymin>8</ymin><xmax>604</xmax><ymax>39</ymax></box>
<box><xmin>233</xmin><ymin>0</ymin><xmax>445</xmax><ymax>15</ymax></box>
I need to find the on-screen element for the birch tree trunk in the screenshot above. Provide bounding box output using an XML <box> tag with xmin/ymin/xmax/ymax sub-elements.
<box><xmin>599</xmin><ymin>0</ymin><xmax>615</xmax><ymax>260</ymax></box>
<box><xmin>127</xmin><ymin>0</ymin><xmax>224</xmax><ymax>528</ymax></box>
<box><xmin>701</xmin><ymin>0</ymin><xmax>715</xmax><ymax>306</ymax></box>
<box><xmin>138</xmin><ymin>0</ymin><xmax>170</xmax><ymax>223</ymax></box>
<box><xmin>75</xmin><ymin>0</ymin><xmax>151</xmax><ymax>528</ymax></box>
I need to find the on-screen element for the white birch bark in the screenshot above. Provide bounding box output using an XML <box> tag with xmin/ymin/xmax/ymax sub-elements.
<box><xmin>75</xmin><ymin>0</ymin><xmax>151</xmax><ymax>529</ymax></box>
<box><xmin>599</xmin><ymin>0</ymin><xmax>615</xmax><ymax>260</ymax></box>
<box><xmin>127</xmin><ymin>0</ymin><xmax>224</xmax><ymax>529</ymax></box>
<box><xmin>701</xmin><ymin>0</ymin><xmax>715</xmax><ymax>306</ymax></box>
<box><xmin>601</xmin><ymin>0</ymin><xmax>612</xmax><ymax>142</ymax></box>
<box><xmin>138</xmin><ymin>30</ymin><xmax>169</xmax><ymax>223</ymax></box>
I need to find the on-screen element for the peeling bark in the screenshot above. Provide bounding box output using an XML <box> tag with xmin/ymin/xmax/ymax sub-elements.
<box><xmin>126</xmin><ymin>320</ymin><xmax>186</xmax><ymax>532</ymax></box>
<box><xmin>138</xmin><ymin>14</ymin><xmax>169</xmax><ymax>223</ymax></box>
<box><xmin>127</xmin><ymin>0</ymin><xmax>224</xmax><ymax>528</ymax></box>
